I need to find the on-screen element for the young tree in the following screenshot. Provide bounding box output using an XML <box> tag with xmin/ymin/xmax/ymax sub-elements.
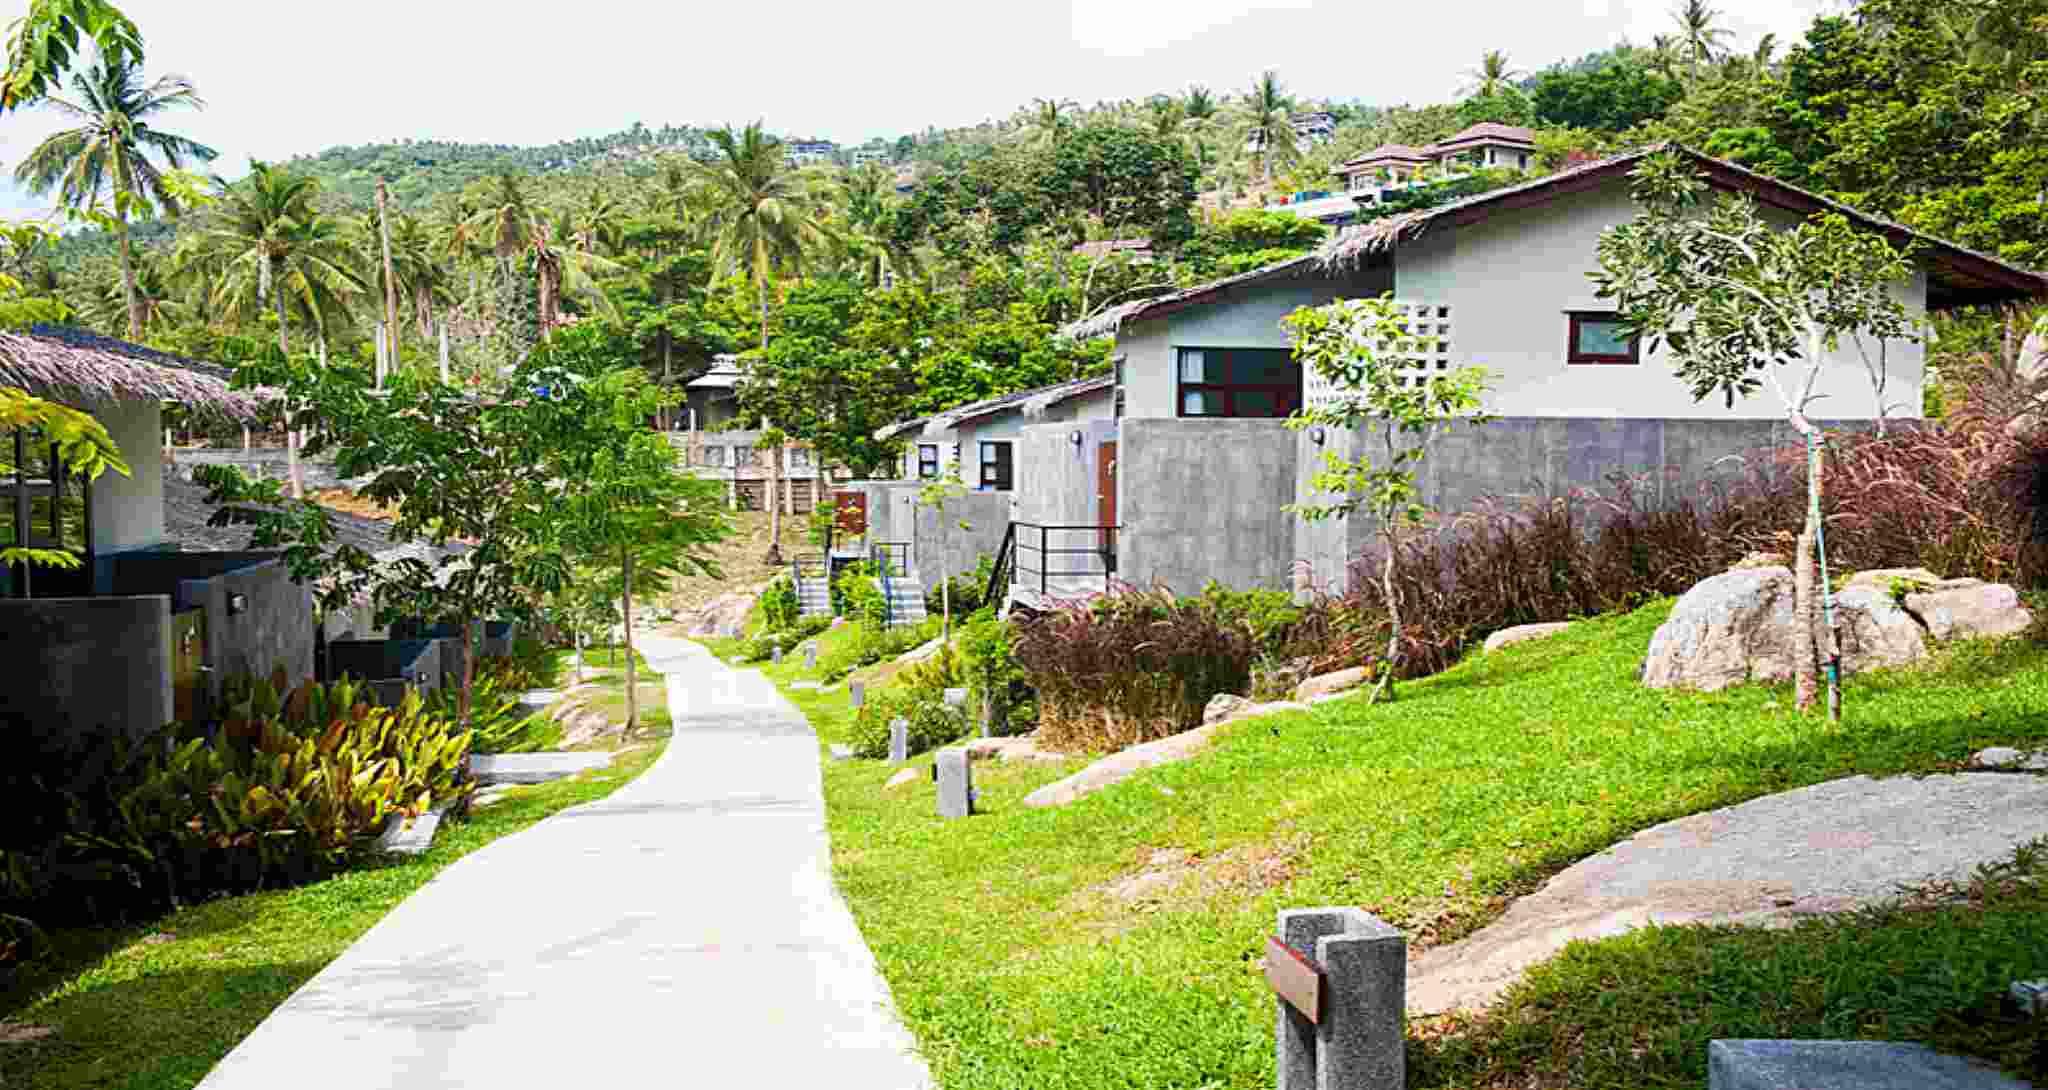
<box><xmin>1592</xmin><ymin>153</ymin><xmax>1916</xmax><ymax>718</ymax></box>
<box><xmin>1284</xmin><ymin>296</ymin><xmax>1492</xmax><ymax>704</ymax></box>
<box><xmin>916</xmin><ymin>470</ymin><xmax>970</xmax><ymax>643</ymax></box>
<box><xmin>198</xmin><ymin>354</ymin><xmax>571</xmax><ymax>724</ymax></box>
<box><xmin>0</xmin><ymin>386</ymin><xmax>128</xmax><ymax>573</ymax></box>
<box><xmin>527</xmin><ymin>327</ymin><xmax>731</xmax><ymax>730</ymax></box>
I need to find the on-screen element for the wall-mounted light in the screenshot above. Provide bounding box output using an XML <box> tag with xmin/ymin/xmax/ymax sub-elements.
<box><xmin>227</xmin><ymin>592</ymin><xmax>249</xmax><ymax>616</ymax></box>
<box><xmin>1068</xmin><ymin>429</ymin><xmax>1084</xmax><ymax>446</ymax></box>
<box><xmin>1308</xmin><ymin>426</ymin><xmax>1328</xmax><ymax>446</ymax></box>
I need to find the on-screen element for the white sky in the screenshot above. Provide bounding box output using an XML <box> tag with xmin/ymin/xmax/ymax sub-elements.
<box><xmin>0</xmin><ymin>0</ymin><xmax>1847</xmax><ymax>218</ymax></box>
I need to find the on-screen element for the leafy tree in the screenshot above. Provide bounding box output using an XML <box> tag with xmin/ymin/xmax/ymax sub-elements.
<box><xmin>915</xmin><ymin>470</ymin><xmax>970</xmax><ymax>643</ymax></box>
<box><xmin>1044</xmin><ymin>123</ymin><xmax>1198</xmax><ymax>311</ymax></box>
<box><xmin>13</xmin><ymin>56</ymin><xmax>215</xmax><ymax>339</ymax></box>
<box><xmin>1592</xmin><ymin>154</ymin><xmax>1916</xmax><ymax>718</ymax></box>
<box><xmin>0</xmin><ymin>0</ymin><xmax>139</xmax><ymax>112</ymax></box>
<box><xmin>1529</xmin><ymin>56</ymin><xmax>1684</xmax><ymax>131</ymax></box>
<box><xmin>1453</xmin><ymin>86</ymin><xmax>1535</xmax><ymax>129</ymax></box>
<box><xmin>692</xmin><ymin>122</ymin><xmax>837</xmax><ymax>349</ymax></box>
<box><xmin>0</xmin><ymin>385</ymin><xmax>127</xmax><ymax>572</ymax></box>
<box><xmin>1285</xmin><ymin>296</ymin><xmax>1492</xmax><ymax>704</ymax></box>
<box><xmin>199</xmin><ymin>354</ymin><xmax>574</xmax><ymax>724</ymax></box>
<box><xmin>526</xmin><ymin>325</ymin><xmax>731</xmax><ymax>729</ymax></box>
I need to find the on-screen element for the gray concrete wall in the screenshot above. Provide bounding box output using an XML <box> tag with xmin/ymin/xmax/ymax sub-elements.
<box><xmin>1119</xmin><ymin>418</ymin><xmax>1300</xmax><ymax>594</ymax></box>
<box><xmin>327</xmin><ymin>638</ymin><xmax>442</xmax><ymax>688</ymax></box>
<box><xmin>95</xmin><ymin>400</ymin><xmax>166</xmax><ymax>552</ymax></box>
<box><xmin>912</xmin><ymin>491</ymin><xmax>1010</xmax><ymax>590</ymax></box>
<box><xmin>0</xmin><ymin>594</ymin><xmax>172</xmax><ymax>742</ymax></box>
<box><xmin>1015</xmin><ymin>420</ymin><xmax>1118</xmax><ymax>528</ymax></box>
<box><xmin>180</xmin><ymin>558</ymin><xmax>316</xmax><ymax>696</ymax></box>
<box><xmin>1297</xmin><ymin>416</ymin><xmax>1817</xmax><ymax>595</ymax></box>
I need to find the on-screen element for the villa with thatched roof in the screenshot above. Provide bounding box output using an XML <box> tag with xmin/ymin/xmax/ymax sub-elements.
<box><xmin>1</xmin><ymin>325</ymin><xmax>315</xmax><ymax>743</ymax></box>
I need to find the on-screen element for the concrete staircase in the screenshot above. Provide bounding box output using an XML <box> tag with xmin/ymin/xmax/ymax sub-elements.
<box><xmin>792</xmin><ymin>560</ymin><xmax>833</xmax><ymax>619</ymax></box>
<box><xmin>882</xmin><ymin>572</ymin><xmax>928</xmax><ymax>627</ymax></box>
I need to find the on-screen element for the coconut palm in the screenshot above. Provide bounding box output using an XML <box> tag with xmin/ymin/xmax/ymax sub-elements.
<box><xmin>384</xmin><ymin>211</ymin><xmax>450</xmax><ymax>341</ymax></box>
<box><xmin>840</xmin><ymin>162</ymin><xmax>919</xmax><ymax>290</ymax></box>
<box><xmin>1025</xmin><ymin>97</ymin><xmax>1078</xmax><ymax>148</ymax></box>
<box><xmin>1463</xmin><ymin>50</ymin><xmax>1522</xmax><ymax>97</ymax></box>
<box><xmin>529</xmin><ymin>206</ymin><xmax>620</xmax><ymax>329</ymax></box>
<box><xmin>1184</xmin><ymin>84</ymin><xmax>1219</xmax><ymax>122</ymax></box>
<box><xmin>179</xmin><ymin>161</ymin><xmax>365</xmax><ymax>355</ymax></box>
<box><xmin>466</xmin><ymin>170</ymin><xmax>539</xmax><ymax>265</ymax></box>
<box><xmin>691</xmin><ymin>122</ymin><xmax>836</xmax><ymax>350</ymax></box>
<box><xmin>80</xmin><ymin>250</ymin><xmax>186</xmax><ymax>335</ymax></box>
<box><xmin>1673</xmin><ymin>0</ymin><xmax>1731</xmax><ymax>67</ymax></box>
<box><xmin>1241</xmin><ymin>69</ymin><xmax>1298</xmax><ymax>182</ymax></box>
<box><xmin>12</xmin><ymin>56</ymin><xmax>216</xmax><ymax>339</ymax></box>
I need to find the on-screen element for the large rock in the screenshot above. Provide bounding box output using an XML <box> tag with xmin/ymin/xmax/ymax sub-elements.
<box><xmin>1293</xmin><ymin>666</ymin><xmax>1367</xmax><ymax>704</ymax></box>
<box><xmin>1645</xmin><ymin>569</ymin><xmax>1938</xmax><ymax>691</ymax></box>
<box><xmin>1483</xmin><ymin>622</ymin><xmax>1572</xmax><ymax>654</ymax></box>
<box><xmin>1905</xmin><ymin>580</ymin><xmax>2035</xmax><ymax>640</ymax></box>
<box><xmin>1843</xmin><ymin>567</ymin><xmax>1940</xmax><ymax>592</ymax></box>
<box><xmin>1204</xmin><ymin>693</ymin><xmax>1255</xmax><ymax>724</ymax></box>
<box><xmin>1643</xmin><ymin>568</ymin><xmax>1800</xmax><ymax>691</ymax></box>
<box><xmin>1021</xmin><ymin>725</ymin><xmax>1219</xmax><ymax>809</ymax></box>
<box><xmin>1708</xmin><ymin>1040</ymin><xmax>2033</xmax><ymax>1090</ymax></box>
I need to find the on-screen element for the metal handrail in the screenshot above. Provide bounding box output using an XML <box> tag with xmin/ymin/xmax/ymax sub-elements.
<box><xmin>984</xmin><ymin>522</ymin><xmax>1017</xmax><ymax>612</ymax></box>
<box><xmin>870</xmin><ymin>541</ymin><xmax>910</xmax><ymax>579</ymax></box>
<box><xmin>870</xmin><ymin>542</ymin><xmax>898</xmax><ymax>627</ymax></box>
<box><xmin>1009</xmin><ymin>522</ymin><xmax>1120</xmax><ymax>598</ymax></box>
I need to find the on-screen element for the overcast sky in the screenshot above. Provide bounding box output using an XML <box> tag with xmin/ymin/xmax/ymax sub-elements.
<box><xmin>0</xmin><ymin>0</ymin><xmax>1847</xmax><ymax>218</ymax></box>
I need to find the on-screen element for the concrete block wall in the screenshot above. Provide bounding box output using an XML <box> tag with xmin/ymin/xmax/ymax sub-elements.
<box><xmin>181</xmin><ymin>559</ymin><xmax>316</xmax><ymax>696</ymax></box>
<box><xmin>1120</xmin><ymin>418</ymin><xmax>1301</xmax><ymax>594</ymax></box>
<box><xmin>0</xmin><ymin>594</ymin><xmax>172</xmax><ymax>743</ymax></box>
<box><xmin>913</xmin><ymin>491</ymin><xmax>1010</xmax><ymax>591</ymax></box>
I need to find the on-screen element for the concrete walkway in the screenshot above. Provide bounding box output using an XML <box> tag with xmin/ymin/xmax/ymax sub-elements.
<box><xmin>201</xmin><ymin>633</ymin><xmax>932</xmax><ymax>1089</ymax></box>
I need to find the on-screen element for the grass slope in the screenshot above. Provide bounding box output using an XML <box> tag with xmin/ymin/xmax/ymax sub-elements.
<box><xmin>1</xmin><ymin>741</ymin><xmax>666</xmax><ymax>1090</ymax></box>
<box><xmin>803</xmin><ymin>602</ymin><xmax>2048</xmax><ymax>1089</ymax></box>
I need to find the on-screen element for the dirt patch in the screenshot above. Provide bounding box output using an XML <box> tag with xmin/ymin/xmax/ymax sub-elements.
<box><xmin>669</xmin><ymin>511</ymin><xmax>794</xmax><ymax>616</ymax></box>
<box><xmin>1075</xmin><ymin>833</ymin><xmax>1312</xmax><ymax>916</ymax></box>
<box><xmin>0</xmin><ymin>1024</ymin><xmax>54</xmax><ymax>1045</ymax></box>
<box><xmin>310</xmin><ymin>487</ymin><xmax>400</xmax><ymax>521</ymax></box>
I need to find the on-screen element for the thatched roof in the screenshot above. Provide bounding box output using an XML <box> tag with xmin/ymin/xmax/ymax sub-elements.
<box><xmin>0</xmin><ymin>324</ymin><xmax>269</xmax><ymax>418</ymax></box>
<box><xmin>1061</xmin><ymin>256</ymin><xmax>1319</xmax><ymax>340</ymax></box>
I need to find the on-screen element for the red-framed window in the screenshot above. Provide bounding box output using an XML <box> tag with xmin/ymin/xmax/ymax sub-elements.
<box><xmin>1176</xmin><ymin>347</ymin><xmax>1302</xmax><ymax>419</ymax></box>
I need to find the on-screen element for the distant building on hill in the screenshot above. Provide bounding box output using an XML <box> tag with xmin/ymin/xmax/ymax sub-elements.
<box><xmin>787</xmin><ymin>140</ymin><xmax>838</xmax><ymax>166</ymax></box>
<box><xmin>851</xmin><ymin>146</ymin><xmax>893</xmax><ymax>167</ymax></box>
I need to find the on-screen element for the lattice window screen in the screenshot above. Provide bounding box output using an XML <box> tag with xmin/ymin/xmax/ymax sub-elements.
<box><xmin>1303</xmin><ymin>301</ymin><xmax>1454</xmax><ymax>409</ymax></box>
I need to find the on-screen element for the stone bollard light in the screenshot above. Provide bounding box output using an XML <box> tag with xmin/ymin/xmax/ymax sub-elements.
<box><xmin>1270</xmin><ymin>907</ymin><xmax>1406</xmax><ymax>1090</ymax></box>
<box><xmin>850</xmin><ymin>680</ymin><xmax>865</xmax><ymax>709</ymax></box>
<box><xmin>936</xmin><ymin>747</ymin><xmax>974</xmax><ymax>819</ymax></box>
<box><xmin>804</xmin><ymin>642</ymin><xmax>818</xmax><ymax>670</ymax></box>
<box><xmin>887</xmin><ymin>718</ymin><xmax>909</xmax><ymax>764</ymax></box>
<box><xmin>771</xmin><ymin>645</ymin><xmax>783</xmax><ymax>665</ymax></box>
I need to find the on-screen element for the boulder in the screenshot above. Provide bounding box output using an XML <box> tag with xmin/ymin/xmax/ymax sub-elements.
<box><xmin>1236</xmin><ymin>700</ymin><xmax>1311</xmax><ymax>721</ymax></box>
<box><xmin>1021</xmin><ymin>725</ymin><xmax>1220</xmax><ymax>809</ymax></box>
<box><xmin>883</xmin><ymin>767</ymin><xmax>921</xmax><ymax>791</ymax></box>
<box><xmin>1204</xmin><ymin>693</ymin><xmax>1255</xmax><ymax>725</ymax></box>
<box><xmin>1904</xmin><ymin>580</ymin><xmax>2035</xmax><ymax>640</ymax></box>
<box><xmin>1292</xmin><ymin>666</ymin><xmax>1368</xmax><ymax>704</ymax></box>
<box><xmin>1483</xmin><ymin>622</ymin><xmax>1572</xmax><ymax>654</ymax></box>
<box><xmin>1831</xmin><ymin>586</ymin><xmax>1930</xmax><ymax>672</ymax></box>
<box><xmin>960</xmin><ymin>734</ymin><xmax>1065</xmax><ymax>762</ymax></box>
<box><xmin>1970</xmin><ymin>747</ymin><xmax>2048</xmax><ymax>772</ymax></box>
<box><xmin>1643</xmin><ymin>567</ymin><xmax>1799</xmax><ymax>691</ymax></box>
<box><xmin>1843</xmin><ymin>567</ymin><xmax>1941</xmax><ymax>592</ymax></box>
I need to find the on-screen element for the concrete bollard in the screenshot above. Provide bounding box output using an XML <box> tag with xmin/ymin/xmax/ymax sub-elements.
<box><xmin>936</xmin><ymin>747</ymin><xmax>974</xmax><ymax>819</ymax></box>
<box><xmin>772</xmin><ymin>645</ymin><xmax>783</xmax><ymax>665</ymax></box>
<box><xmin>1272</xmin><ymin>907</ymin><xmax>1406</xmax><ymax>1090</ymax></box>
<box><xmin>850</xmin><ymin>680</ymin><xmax>865</xmax><ymax>709</ymax></box>
<box><xmin>887</xmin><ymin>718</ymin><xmax>909</xmax><ymax>763</ymax></box>
<box><xmin>804</xmin><ymin>642</ymin><xmax>818</xmax><ymax>670</ymax></box>
<box><xmin>943</xmin><ymin>687</ymin><xmax>967</xmax><ymax>709</ymax></box>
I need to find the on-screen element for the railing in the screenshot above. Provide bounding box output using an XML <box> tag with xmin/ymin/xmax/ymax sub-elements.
<box><xmin>984</xmin><ymin>522</ymin><xmax>1017</xmax><ymax>613</ymax></box>
<box><xmin>870</xmin><ymin>542</ymin><xmax>899</xmax><ymax>627</ymax></box>
<box><xmin>1010</xmin><ymin>522</ymin><xmax>1120</xmax><ymax>600</ymax></box>
<box><xmin>870</xmin><ymin>541</ymin><xmax>910</xmax><ymax>579</ymax></box>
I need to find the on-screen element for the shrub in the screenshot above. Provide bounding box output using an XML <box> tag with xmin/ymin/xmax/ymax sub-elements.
<box><xmin>817</xmin><ymin>617</ymin><xmax>942</xmax><ymax>682</ymax></box>
<box><xmin>759</xmin><ymin>574</ymin><xmax>800</xmax><ymax>632</ymax></box>
<box><xmin>1328</xmin><ymin>419</ymin><xmax>2048</xmax><ymax>680</ymax></box>
<box><xmin>834</xmin><ymin>563</ymin><xmax>889</xmax><ymax>629</ymax></box>
<box><xmin>1012</xmin><ymin>588</ymin><xmax>1264</xmax><ymax>752</ymax></box>
<box><xmin>1</xmin><ymin>674</ymin><xmax>474</xmax><ymax>928</ymax></box>
<box><xmin>926</xmin><ymin>554</ymin><xmax>996</xmax><ymax>619</ymax></box>
<box><xmin>427</xmin><ymin>656</ymin><xmax>559</xmax><ymax>754</ymax></box>
<box><xmin>738</xmin><ymin>615</ymin><xmax>830</xmax><ymax>663</ymax></box>
<box><xmin>959</xmin><ymin>609</ymin><xmax>1033</xmax><ymax>734</ymax></box>
<box><xmin>847</xmin><ymin>647</ymin><xmax>969</xmax><ymax>758</ymax></box>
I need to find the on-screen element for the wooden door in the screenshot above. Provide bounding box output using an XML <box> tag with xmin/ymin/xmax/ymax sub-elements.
<box><xmin>833</xmin><ymin>490</ymin><xmax>868</xmax><ymax>537</ymax></box>
<box><xmin>172</xmin><ymin>608</ymin><xmax>207</xmax><ymax>725</ymax></box>
<box><xmin>1096</xmin><ymin>441</ymin><xmax>1118</xmax><ymax>561</ymax></box>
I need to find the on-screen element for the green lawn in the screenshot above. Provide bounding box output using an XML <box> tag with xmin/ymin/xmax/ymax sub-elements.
<box><xmin>0</xmin><ymin>739</ymin><xmax>668</xmax><ymax>1090</ymax></box>
<box><xmin>779</xmin><ymin>601</ymin><xmax>2048</xmax><ymax>1089</ymax></box>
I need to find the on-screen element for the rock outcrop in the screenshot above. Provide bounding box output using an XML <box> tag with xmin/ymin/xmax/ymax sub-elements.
<box><xmin>1645</xmin><ymin>566</ymin><xmax>2033</xmax><ymax>691</ymax></box>
<box><xmin>1293</xmin><ymin>667</ymin><xmax>1367</xmax><ymax>704</ymax></box>
<box><xmin>1021</xmin><ymin>701</ymin><xmax>1311</xmax><ymax>809</ymax></box>
<box><xmin>1483</xmin><ymin>622</ymin><xmax>1573</xmax><ymax>654</ymax></box>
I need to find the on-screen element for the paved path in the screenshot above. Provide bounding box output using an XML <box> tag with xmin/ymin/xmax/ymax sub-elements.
<box><xmin>201</xmin><ymin>632</ymin><xmax>931</xmax><ymax>1089</ymax></box>
<box><xmin>1409</xmin><ymin>771</ymin><xmax>2048</xmax><ymax>1015</ymax></box>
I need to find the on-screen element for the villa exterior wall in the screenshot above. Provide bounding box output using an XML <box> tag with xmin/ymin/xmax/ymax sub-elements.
<box><xmin>1118</xmin><ymin>418</ymin><xmax>1299</xmax><ymax>594</ymax></box>
<box><xmin>0</xmin><ymin>594</ymin><xmax>172</xmax><ymax>743</ymax></box>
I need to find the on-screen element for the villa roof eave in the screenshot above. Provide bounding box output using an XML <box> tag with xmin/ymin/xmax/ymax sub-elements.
<box><xmin>0</xmin><ymin>325</ymin><xmax>272</xmax><ymax>420</ymax></box>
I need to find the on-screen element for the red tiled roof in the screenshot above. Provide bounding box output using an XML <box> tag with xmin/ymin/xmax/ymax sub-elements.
<box><xmin>1434</xmin><ymin>123</ymin><xmax>1537</xmax><ymax>150</ymax></box>
<box><xmin>1339</xmin><ymin>143</ymin><xmax>1433</xmax><ymax>169</ymax></box>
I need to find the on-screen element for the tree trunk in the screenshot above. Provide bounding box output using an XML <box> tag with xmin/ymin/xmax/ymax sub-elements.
<box><xmin>273</xmin><ymin>283</ymin><xmax>304</xmax><ymax>499</ymax></box>
<box><xmin>416</xmin><ymin>282</ymin><xmax>434</xmax><ymax>342</ymax></box>
<box><xmin>116</xmin><ymin>209</ymin><xmax>142</xmax><ymax>341</ymax></box>
<box><xmin>757</xmin><ymin>274</ymin><xmax>769</xmax><ymax>350</ymax></box>
<box><xmin>764</xmin><ymin>445</ymin><xmax>784</xmax><ymax>565</ymax></box>
<box><xmin>1371</xmin><ymin>531</ymin><xmax>1399</xmax><ymax>704</ymax></box>
<box><xmin>622</xmin><ymin>549</ymin><xmax>638</xmax><ymax>731</ymax></box>
<box><xmin>459</xmin><ymin>606</ymin><xmax>475</xmax><ymax>728</ymax></box>
<box><xmin>377</xmin><ymin>180</ymin><xmax>402</xmax><ymax>352</ymax></box>
<box><xmin>1793</xmin><ymin>523</ymin><xmax>1820</xmax><ymax>712</ymax></box>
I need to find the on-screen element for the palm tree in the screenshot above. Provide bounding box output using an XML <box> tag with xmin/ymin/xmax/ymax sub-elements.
<box><xmin>841</xmin><ymin>162</ymin><xmax>917</xmax><ymax>289</ymax></box>
<box><xmin>1183</xmin><ymin>84</ymin><xmax>1218</xmax><ymax>123</ymax></box>
<box><xmin>1463</xmin><ymin>50</ymin><xmax>1522</xmax><ymax>97</ymax></box>
<box><xmin>691</xmin><ymin>122</ymin><xmax>835</xmax><ymax>351</ymax></box>
<box><xmin>1242</xmin><ymin>69</ymin><xmax>1298</xmax><ymax>182</ymax></box>
<box><xmin>79</xmin><ymin>250</ymin><xmax>185</xmax><ymax>335</ymax></box>
<box><xmin>1148</xmin><ymin>95</ymin><xmax>1185</xmax><ymax>141</ymax></box>
<box><xmin>691</xmin><ymin>121</ymin><xmax>835</xmax><ymax>564</ymax></box>
<box><xmin>1026</xmin><ymin>96</ymin><xmax>1079</xmax><ymax>148</ymax></box>
<box><xmin>12</xmin><ymin>57</ymin><xmax>216</xmax><ymax>339</ymax></box>
<box><xmin>1673</xmin><ymin>0</ymin><xmax>1731</xmax><ymax>68</ymax></box>
<box><xmin>466</xmin><ymin>171</ymin><xmax>539</xmax><ymax>266</ymax></box>
<box><xmin>384</xmin><ymin>211</ymin><xmax>450</xmax><ymax>341</ymax></box>
<box><xmin>528</xmin><ymin>207</ymin><xmax>620</xmax><ymax>329</ymax></box>
<box><xmin>179</xmin><ymin>161</ymin><xmax>365</xmax><ymax>356</ymax></box>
